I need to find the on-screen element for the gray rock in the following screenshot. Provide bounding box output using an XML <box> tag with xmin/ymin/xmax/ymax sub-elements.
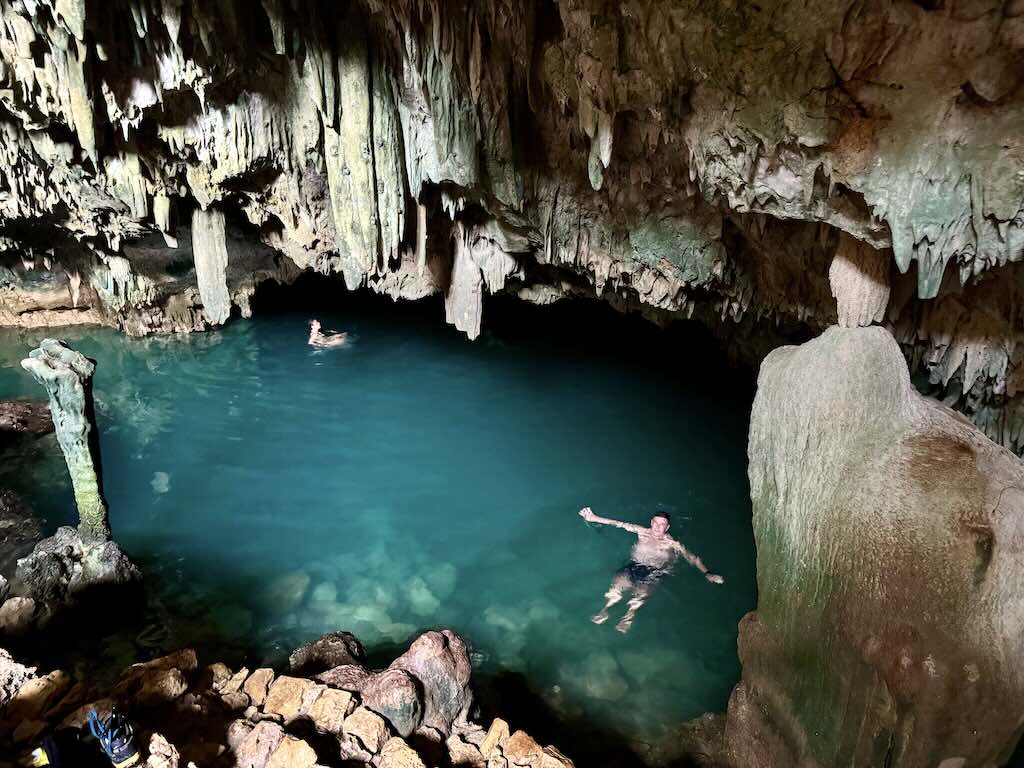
<box><xmin>359</xmin><ymin>668</ymin><xmax>423</xmax><ymax>739</ymax></box>
<box><xmin>0</xmin><ymin>489</ymin><xmax>43</xmax><ymax>576</ymax></box>
<box><xmin>389</xmin><ymin>630</ymin><xmax>472</xmax><ymax>738</ymax></box>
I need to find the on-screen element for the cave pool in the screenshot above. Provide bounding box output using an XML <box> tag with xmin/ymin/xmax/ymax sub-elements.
<box><xmin>0</xmin><ymin>290</ymin><xmax>756</xmax><ymax>757</ymax></box>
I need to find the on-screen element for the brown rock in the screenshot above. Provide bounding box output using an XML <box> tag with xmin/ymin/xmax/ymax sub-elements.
<box><xmin>480</xmin><ymin>718</ymin><xmax>509</xmax><ymax>758</ymax></box>
<box><xmin>0</xmin><ymin>596</ymin><xmax>37</xmax><ymax>634</ymax></box>
<box><xmin>315</xmin><ymin>664</ymin><xmax>371</xmax><ymax>691</ymax></box>
<box><xmin>379</xmin><ymin>736</ymin><xmax>426</xmax><ymax>768</ymax></box>
<box><xmin>540</xmin><ymin>746</ymin><xmax>575</xmax><ymax>767</ymax></box>
<box><xmin>243</xmin><ymin>668</ymin><xmax>274</xmax><ymax>706</ymax></box>
<box><xmin>447</xmin><ymin>734</ymin><xmax>486</xmax><ymax>766</ymax></box>
<box><xmin>503</xmin><ymin>731</ymin><xmax>543</xmax><ymax>766</ymax></box>
<box><xmin>198</xmin><ymin>662</ymin><xmax>232</xmax><ymax>691</ymax></box>
<box><xmin>263</xmin><ymin>676</ymin><xmax>322</xmax><ymax>724</ymax></box>
<box><xmin>43</xmin><ymin>680</ymin><xmax>87</xmax><ymax>720</ymax></box>
<box><xmin>266</xmin><ymin>734</ymin><xmax>317</xmax><ymax>768</ymax></box>
<box><xmin>136</xmin><ymin>668</ymin><xmax>188</xmax><ymax>707</ymax></box>
<box><xmin>307</xmin><ymin>687</ymin><xmax>352</xmax><ymax>734</ymax></box>
<box><xmin>222</xmin><ymin>690</ymin><xmax>250</xmax><ymax>711</ymax></box>
<box><xmin>219</xmin><ymin>666</ymin><xmax>249</xmax><ymax>694</ymax></box>
<box><xmin>389</xmin><ymin>630</ymin><xmax>472</xmax><ymax>736</ymax></box>
<box><xmin>360</xmin><ymin>667</ymin><xmax>422</xmax><ymax>738</ymax></box>
<box><xmin>6</xmin><ymin>669</ymin><xmax>72</xmax><ymax>721</ymax></box>
<box><xmin>145</xmin><ymin>733</ymin><xmax>180</xmax><ymax>768</ymax></box>
<box><xmin>343</xmin><ymin>706</ymin><xmax>389</xmax><ymax>754</ymax></box>
<box><xmin>232</xmin><ymin>720</ymin><xmax>285</xmax><ymax>768</ymax></box>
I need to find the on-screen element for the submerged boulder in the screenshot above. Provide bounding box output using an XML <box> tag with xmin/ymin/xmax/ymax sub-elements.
<box><xmin>722</xmin><ymin>326</ymin><xmax>1024</xmax><ymax>767</ymax></box>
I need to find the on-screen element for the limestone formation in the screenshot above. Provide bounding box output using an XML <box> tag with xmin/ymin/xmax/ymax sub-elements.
<box><xmin>20</xmin><ymin>339</ymin><xmax>108</xmax><ymax>541</ymax></box>
<box><xmin>717</xmin><ymin>326</ymin><xmax>1024</xmax><ymax>767</ymax></box>
<box><xmin>0</xmin><ymin>0</ymin><xmax>1021</xmax><ymax>454</ymax></box>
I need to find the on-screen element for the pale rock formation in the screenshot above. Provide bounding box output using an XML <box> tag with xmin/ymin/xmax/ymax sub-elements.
<box><xmin>707</xmin><ymin>326</ymin><xmax>1024</xmax><ymax>767</ymax></box>
<box><xmin>829</xmin><ymin>233</ymin><xmax>890</xmax><ymax>328</ymax></box>
<box><xmin>191</xmin><ymin>206</ymin><xmax>232</xmax><ymax>326</ymax></box>
<box><xmin>20</xmin><ymin>339</ymin><xmax>108</xmax><ymax>540</ymax></box>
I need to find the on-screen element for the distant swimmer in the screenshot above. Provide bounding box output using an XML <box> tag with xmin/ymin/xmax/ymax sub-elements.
<box><xmin>579</xmin><ymin>506</ymin><xmax>723</xmax><ymax>634</ymax></box>
<box><xmin>308</xmin><ymin>319</ymin><xmax>348</xmax><ymax>349</ymax></box>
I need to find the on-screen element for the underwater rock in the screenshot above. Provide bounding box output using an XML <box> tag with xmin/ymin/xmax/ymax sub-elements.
<box><xmin>21</xmin><ymin>340</ymin><xmax>109</xmax><ymax>541</ymax></box>
<box><xmin>288</xmin><ymin>630</ymin><xmax>365</xmax><ymax>676</ymax></box>
<box><xmin>265</xmin><ymin>571</ymin><xmax>311</xmax><ymax>614</ymax></box>
<box><xmin>726</xmin><ymin>325</ymin><xmax>1024</xmax><ymax>767</ymax></box>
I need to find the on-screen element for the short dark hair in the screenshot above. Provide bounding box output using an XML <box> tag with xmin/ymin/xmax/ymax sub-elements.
<box><xmin>652</xmin><ymin>511</ymin><xmax>671</xmax><ymax>524</ymax></box>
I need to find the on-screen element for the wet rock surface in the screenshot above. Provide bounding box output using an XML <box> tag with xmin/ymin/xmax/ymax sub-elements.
<box><xmin>0</xmin><ymin>630</ymin><xmax>573</xmax><ymax>768</ymax></box>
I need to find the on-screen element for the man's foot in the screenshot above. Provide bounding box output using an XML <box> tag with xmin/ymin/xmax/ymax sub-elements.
<box><xmin>615</xmin><ymin>616</ymin><xmax>633</xmax><ymax>634</ymax></box>
<box><xmin>591</xmin><ymin>612</ymin><xmax>609</xmax><ymax>625</ymax></box>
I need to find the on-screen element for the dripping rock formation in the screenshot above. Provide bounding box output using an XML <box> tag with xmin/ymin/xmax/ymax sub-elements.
<box><xmin>0</xmin><ymin>0</ymin><xmax>1021</xmax><ymax>449</ymax></box>
<box><xmin>689</xmin><ymin>326</ymin><xmax>1024</xmax><ymax>768</ymax></box>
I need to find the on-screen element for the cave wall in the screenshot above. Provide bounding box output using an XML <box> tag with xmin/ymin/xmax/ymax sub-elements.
<box><xmin>0</xmin><ymin>0</ymin><xmax>1022</xmax><ymax>450</ymax></box>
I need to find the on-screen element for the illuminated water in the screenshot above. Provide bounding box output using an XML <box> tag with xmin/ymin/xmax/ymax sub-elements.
<box><xmin>0</xmin><ymin>293</ymin><xmax>755</xmax><ymax>760</ymax></box>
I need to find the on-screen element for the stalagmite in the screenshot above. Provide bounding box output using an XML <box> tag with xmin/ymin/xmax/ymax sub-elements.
<box><xmin>191</xmin><ymin>206</ymin><xmax>232</xmax><ymax>326</ymax></box>
<box><xmin>21</xmin><ymin>339</ymin><xmax>110</xmax><ymax>542</ymax></box>
<box><xmin>828</xmin><ymin>233</ymin><xmax>891</xmax><ymax>328</ymax></box>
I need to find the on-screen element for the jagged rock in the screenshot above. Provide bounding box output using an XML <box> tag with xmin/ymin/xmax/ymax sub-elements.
<box><xmin>343</xmin><ymin>706</ymin><xmax>389</xmax><ymax>754</ymax></box>
<box><xmin>146</xmin><ymin>733</ymin><xmax>180</xmax><ymax>768</ymax></box>
<box><xmin>359</xmin><ymin>668</ymin><xmax>422</xmax><ymax>738</ymax></box>
<box><xmin>540</xmin><ymin>746</ymin><xmax>574</xmax><ymax>767</ymax></box>
<box><xmin>315</xmin><ymin>664</ymin><xmax>370</xmax><ymax>691</ymax></box>
<box><xmin>221</xmin><ymin>690</ymin><xmax>250</xmax><ymax>711</ymax></box>
<box><xmin>115</xmin><ymin>649</ymin><xmax>197</xmax><ymax>705</ymax></box>
<box><xmin>503</xmin><ymin>731</ymin><xmax>543</xmax><ymax>766</ymax></box>
<box><xmin>0</xmin><ymin>595</ymin><xmax>35</xmax><ymax>634</ymax></box>
<box><xmin>378</xmin><ymin>736</ymin><xmax>426</xmax><ymax>768</ymax></box>
<box><xmin>219</xmin><ymin>666</ymin><xmax>249</xmax><ymax>695</ymax></box>
<box><xmin>724</xmin><ymin>325</ymin><xmax>1024</xmax><ymax>767</ymax></box>
<box><xmin>20</xmin><ymin>340</ymin><xmax>109</xmax><ymax>541</ymax></box>
<box><xmin>266</xmin><ymin>734</ymin><xmax>317</xmax><ymax>768</ymax></box>
<box><xmin>198</xmin><ymin>662</ymin><xmax>232</xmax><ymax>692</ymax></box>
<box><xmin>447</xmin><ymin>734</ymin><xmax>486</xmax><ymax>767</ymax></box>
<box><xmin>4</xmin><ymin>669</ymin><xmax>72</xmax><ymax>721</ymax></box>
<box><xmin>228</xmin><ymin>720</ymin><xmax>285</xmax><ymax>768</ymax></box>
<box><xmin>0</xmin><ymin>648</ymin><xmax>35</xmax><ymax>705</ymax></box>
<box><xmin>288</xmin><ymin>631</ymin><xmax>365</xmax><ymax>676</ymax></box>
<box><xmin>829</xmin><ymin>234</ymin><xmax>890</xmax><ymax>328</ymax></box>
<box><xmin>243</xmin><ymin>668</ymin><xmax>275</xmax><ymax>707</ymax></box>
<box><xmin>480</xmin><ymin>718</ymin><xmax>509</xmax><ymax>759</ymax></box>
<box><xmin>263</xmin><ymin>675</ymin><xmax>322</xmax><ymax>724</ymax></box>
<box><xmin>389</xmin><ymin>630</ymin><xmax>472</xmax><ymax>737</ymax></box>
<box><xmin>306</xmin><ymin>687</ymin><xmax>352</xmax><ymax>735</ymax></box>
<box><xmin>15</xmin><ymin>526</ymin><xmax>140</xmax><ymax>605</ymax></box>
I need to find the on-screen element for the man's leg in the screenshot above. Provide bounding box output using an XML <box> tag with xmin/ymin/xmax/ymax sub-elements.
<box><xmin>592</xmin><ymin>574</ymin><xmax>631</xmax><ymax>624</ymax></box>
<box><xmin>615</xmin><ymin>582</ymin><xmax>652</xmax><ymax>633</ymax></box>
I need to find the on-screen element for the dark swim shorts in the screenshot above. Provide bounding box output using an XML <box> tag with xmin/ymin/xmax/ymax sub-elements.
<box><xmin>616</xmin><ymin>561</ymin><xmax>667</xmax><ymax>590</ymax></box>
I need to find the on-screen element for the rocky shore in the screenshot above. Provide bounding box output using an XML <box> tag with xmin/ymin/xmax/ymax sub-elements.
<box><xmin>0</xmin><ymin>629</ymin><xmax>574</xmax><ymax>768</ymax></box>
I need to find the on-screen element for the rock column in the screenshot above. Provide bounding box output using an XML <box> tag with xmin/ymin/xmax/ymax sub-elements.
<box><xmin>21</xmin><ymin>339</ymin><xmax>110</xmax><ymax>542</ymax></box>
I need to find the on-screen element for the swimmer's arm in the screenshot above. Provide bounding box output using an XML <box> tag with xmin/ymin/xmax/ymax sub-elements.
<box><xmin>673</xmin><ymin>539</ymin><xmax>724</xmax><ymax>584</ymax></box>
<box><xmin>578</xmin><ymin>507</ymin><xmax>644</xmax><ymax>534</ymax></box>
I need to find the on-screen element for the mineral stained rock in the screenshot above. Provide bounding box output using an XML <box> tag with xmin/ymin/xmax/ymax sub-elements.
<box><xmin>0</xmin><ymin>0</ymin><xmax>1022</xmax><ymax>452</ymax></box>
<box><xmin>725</xmin><ymin>326</ymin><xmax>1024</xmax><ymax>767</ymax></box>
<box><xmin>20</xmin><ymin>339</ymin><xmax>109</xmax><ymax>542</ymax></box>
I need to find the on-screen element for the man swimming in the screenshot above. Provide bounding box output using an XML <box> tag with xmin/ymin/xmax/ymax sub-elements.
<box><xmin>308</xmin><ymin>319</ymin><xmax>348</xmax><ymax>348</ymax></box>
<box><xmin>579</xmin><ymin>506</ymin><xmax>723</xmax><ymax>633</ymax></box>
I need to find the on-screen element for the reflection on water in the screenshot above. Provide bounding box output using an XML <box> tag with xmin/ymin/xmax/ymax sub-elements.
<box><xmin>0</xmin><ymin>296</ymin><xmax>756</xmax><ymax>748</ymax></box>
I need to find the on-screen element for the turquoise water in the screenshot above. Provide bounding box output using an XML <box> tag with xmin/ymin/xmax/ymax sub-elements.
<box><xmin>0</xmin><ymin>292</ymin><xmax>755</xmax><ymax>758</ymax></box>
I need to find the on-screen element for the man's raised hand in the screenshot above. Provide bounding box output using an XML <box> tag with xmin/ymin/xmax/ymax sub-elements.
<box><xmin>706</xmin><ymin>573</ymin><xmax>724</xmax><ymax>584</ymax></box>
<box><xmin>579</xmin><ymin>506</ymin><xmax>596</xmax><ymax>522</ymax></box>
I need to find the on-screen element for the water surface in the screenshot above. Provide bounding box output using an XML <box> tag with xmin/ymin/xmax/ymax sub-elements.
<box><xmin>0</xmin><ymin>292</ymin><xmax>756</xmax><ymax>757</ymax></box>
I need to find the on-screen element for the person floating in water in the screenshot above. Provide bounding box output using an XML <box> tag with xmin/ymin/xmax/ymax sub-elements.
<box><xmin>308</xmin><ymin>319</ymin><xmax>348</xmax><ymax>348</ymax></box>
<box><xmin>579</xmin><ymin>506</ymin><xmax>723</xmax><ymax>634</ymax></box>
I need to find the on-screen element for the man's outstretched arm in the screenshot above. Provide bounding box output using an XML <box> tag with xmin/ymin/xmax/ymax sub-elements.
<box><xmin>578</xmin><ymin>506</ymin><xmax>644</xmax><ymax>534</ymax></box>
<box><xmin>674</xmin><ymin>539</ymin><xmax>724</xmax><ymax>584</ymax></box>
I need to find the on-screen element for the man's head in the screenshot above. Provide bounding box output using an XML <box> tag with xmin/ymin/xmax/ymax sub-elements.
<box><xmin>650</xmin><ymin>512</ymin><xmax>671</xmax><ymax>535</ymax></box>
<box><xmin>309</xmin><ymin>319</ymin><xmax>321</xmax><ymax>332</ymax></box>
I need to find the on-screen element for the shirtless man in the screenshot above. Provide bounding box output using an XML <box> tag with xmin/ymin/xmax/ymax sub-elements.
<box><xmin>308</xmin><ymin>319</ymin><xmax>348</xmax><ymax>348</ymax></box>
<box><xmin>579</xmin><ymin>506</ymin><xmax>723</xmax><ymax>633</ymax></box>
